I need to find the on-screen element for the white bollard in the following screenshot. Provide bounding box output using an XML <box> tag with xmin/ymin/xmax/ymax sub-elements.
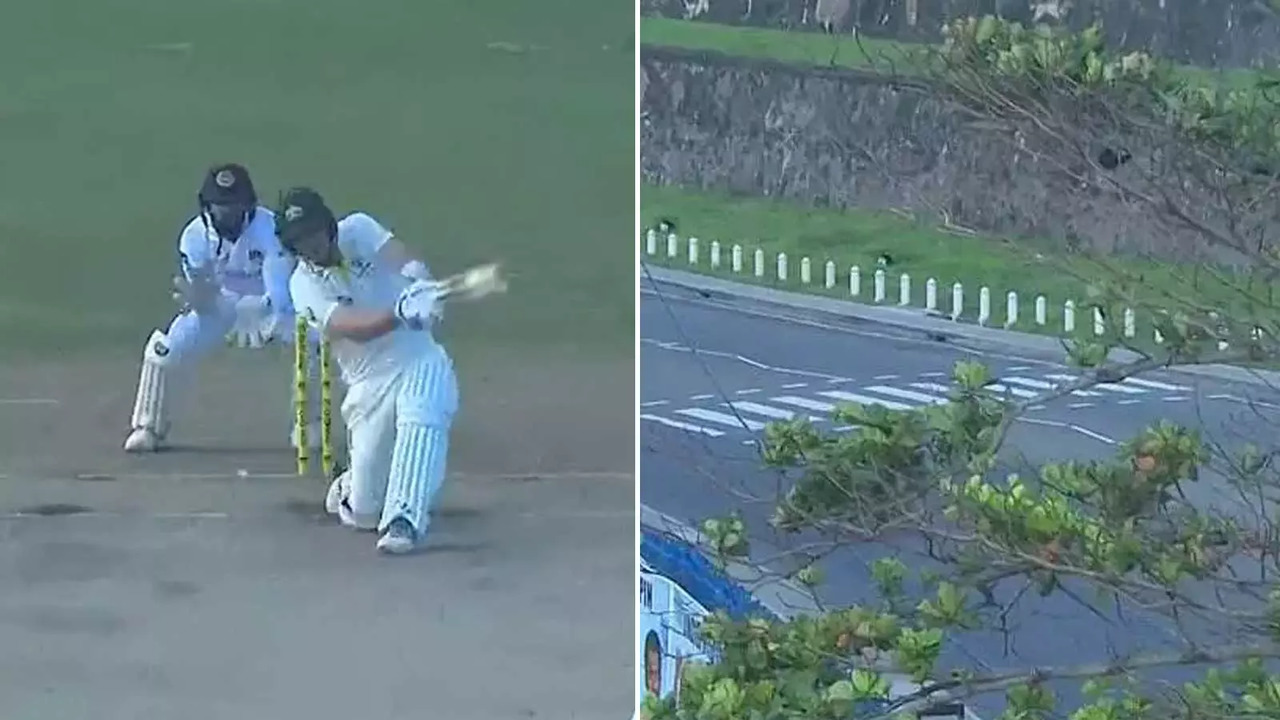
<box><xmin>776</xmin><ymin>252</ymin><xmax>788</xmax><ymax>281</ymax></box>
<box><xmin>850</xmin><ymin>266</ymin><xmax>861</xmax><ymax>297</ymax></box>
<box><xmin>687</xmin><ymin>237</ymin><xmax>699</xmax><ymax>265</ymax></box>
<box><xmin>1064</xmin><ymin>300</ymin><xmax>1076</xmax><ymax>333</ymax></box>
<box><xmin>1123</xmin><ymin>308</ymin><xmax>1136</xmax><ymax>338</ymax></box>
<box><xmin>951</xmin><ymin>282</ymin><xmax>964</xmax><ymax>321</ymax></box>
<box><xmin>800</xmin><ymin>257</ymin><xmax>812</xmax><ymax>285</ymax></box>
<box><xmin>1034</xmin><ymin>296</ymin><xmax>1047</xmax><ymax>326</ymax></box>
<box><xmin>754</xmin><ymin>249</ymin><xmax>765</xmax><ymax>278</ymax></box>
<box><xmin>1005</xmin><ymin>291</ymin><xmax>1018</xmax><ymax>328</ymax></box>
<box><xmin>874</xmin><ymin>269</ymin><xmax>887</xmax><ymax>303</ymax></box>
<box><xmin>710</xmin><ymin>241</ymin><xmax>721</xmax><ymax>269</ymax></box>
<box><xmin>824</xmin><ymin>260</ymin><xmax>836</xmax><ymax>289</ymax></box>
<box><xmin>646</xmin><ymin>229</ymin><xmax>658</xmax><ymax>255</ymax></box>
<box><xmin>978</xmin><ymin>287</ymin><xmax>991</xmax><ymax>326</ymax></box>
<box><xmin>925</xmin><ymin>278</ymin><xmax>938</xmax><ymax>312</ymax></box>
<box><xmin>1093</xmin><ymin>307</ymin><xmax>1105</xmax><ymax>336</ymax></box>
<box><xmin>898</xmin><ymin>274</ymin><xmax>911</xmax><ymax>306</ymax></box>
<box><xmin>666</xmin><ymin>233</ymin><xmax>678</xmax><ymax>259</ymax></box>
<box><xmin>731</xmin><ymin>245</ymin><xmax>743</xmax><ymax>273</ymax></box>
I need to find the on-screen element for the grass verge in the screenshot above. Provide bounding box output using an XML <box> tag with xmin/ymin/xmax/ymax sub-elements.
<box><xmin>641</xmin><ymin>184</ymin><xmax>1274</xmax><ymax>351</ymax></box>
<box><xmin>638</xmin><ymin>17</ymin><xmax>1259</xmax><ymax>87</ymax></box>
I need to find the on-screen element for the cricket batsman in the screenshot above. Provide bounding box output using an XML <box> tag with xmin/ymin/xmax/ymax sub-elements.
<box><xmin>124</xmin><ymin>163</ymin><xmax>323</xmax><ymax>453</ymax></box>
<box><xmin>274</xmin><ymin>186</ymin><xmax>505</xmax><ymax>554</ymax></box>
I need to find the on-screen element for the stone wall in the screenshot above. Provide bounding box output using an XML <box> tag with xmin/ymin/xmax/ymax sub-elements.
<box><xmin>641</xmin><ymin>0</ymin><xmax>1280</xmax><ymax>69</ymax></box>
<box><xmin>640</xmin><ymin>46</ymin><xmax>1226</xmax><ymax>262</ymax></box>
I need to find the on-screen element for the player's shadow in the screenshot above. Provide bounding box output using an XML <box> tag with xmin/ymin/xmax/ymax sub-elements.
<box><xmin>159</xmin><ymin>443</ymin><xmax>296</xmax><ymax>457</ymax></box>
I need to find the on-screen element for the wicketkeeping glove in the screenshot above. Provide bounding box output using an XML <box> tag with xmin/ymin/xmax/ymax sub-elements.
<box><xmin>228</xmin><ymin>295</ymin><xmax>273</xmax><ymax>349</ymax></box>
<box><xmin>172</xmin><ymin>266</ymin><xmax>220</xmax><ymax>314</ymax></box>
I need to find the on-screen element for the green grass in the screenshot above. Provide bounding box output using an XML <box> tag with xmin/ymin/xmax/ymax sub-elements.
<box><xmin>639</xmin><ymin>17</ymin><xmax>1260</xmax><ymax>87</ymax></box>
<box><xmin>639</xmin><ymin>19</ymin><xmax>1274</xmax><ymax>344</ymax></box>
<box><xmin>641</xmin><ymin>185</ymin><xmax>1273</xmax><ymax>345</ymax></box>
<box><xmin>0</xmin><ymin>0</ymin><xmax>633</xmax><ymax>361</ymax></box>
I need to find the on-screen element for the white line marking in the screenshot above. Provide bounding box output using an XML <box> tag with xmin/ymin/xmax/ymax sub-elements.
<box><xmin>689</xmin><ymin>393</ymin><xmax>714</xmax><ymax>401</ymax></box>
<box><xmin>725</xmin><ymin>401</ymin><xmax>792</xmax><ymax>420</ymax></box>
<box><xmin>1018</xmin><ymin>417</ymin><xmax>1117</xmax><ymax>445</ymax></box>
<box><xmin>864</xmin><ymin>385</ymin><xmax>948</xmax><ymax>405</ymax></box>
<box><xmin>1207</xmin><ymin>394</ymin><xmax>1280</xmax><ymax>410</ymax></box>
<box><xmin>725</xmin><ymin>401</ymin><xmax>813</xmax><ymax>422</ymax></box>
<box><xmin>1118</xmin><ymin>399</ymin><xmax>1142</xmax><ymax>405</ymax></box>
<box><xmin>676</xmin><ymin>408</ymin><xmax>765</xmax><ymax>431</ymax></box>
<box><xmin>638</xmin><ymin>291</ymin><xmax>1066</xmax><ymax>369</ymax></box>
<box><xmin>818</xmin><ymin>390</ymin><xmax>913</xmax><ymax>411</ymax></box>
<box><xmin>919</xmin><ymin>371</ymin><xmax>947</xmax><ymax>378</ymax></box>
<box><xmin>1026</xmin><ymin>404</ymin><xmax>1047</xmax><ymax>411</ymax></box>
<box><xmin>0</xmin><ymin>398</ymin><xmax>58</xmax><ymax>405</ymax></box>
<box><xmin>873</xmin><ymin>374</ymin><xmax>899</xmax><ymax>380</ymax></box>
<box><xmin>641</xmin><ymin>414</ymin><xmax>726</xmax><ymax>437</ymax></box>
<box><xmin>1121</xmin><ymin>377</ymin><xmax>1192</xmax><ymax>392</ymax></box>
<box><xmin>735</xmin><ymin>388</ymin><xmax>761</xmax><ymax>395</ymax></box>
<box><xmin>781</xmin><ymin>382</ymin><xmax>808</xmax><ymax>389</ymax></box>
<box><xmin>1042</xmin><ymin>374</ymin><xmax>1112</xmax><ymax>397</ymax></box>
<box><xmin>1163</xmin><ymin>396</ymin><xmax>1188</xmax><ymax>402</ymax></box>
<box><xmin>1095</xmin><ymin>383</ymin><xmax>1147</xmax><ymax>395</ymax></box>
<box><xmin>771</xmin><ymin>396</ymin><xmax>836</xmax><ymax>413</ymax></box>
<box><xmin>1000</xmin><ymin>376</ymin><xmax>1057</xmax><ymax>390</ymax></box>
<box><xmin>640</xmin><ymin>337</ymin><xmax>854</xmax><ymax>383</ymax></box>
<box><xmin>1007</xmin><ymin>365</ymin><xmax>1033</xmax><ymax>372</ymax></box>
<box><xmin>1</xmin><ymin>511</ymin><xmax>229</xmax><ymax>520</ymax></box>
<box><xmin>1068</xmin><ymin>402</ymin><xmax>1095</xmax><ymax>409</ymax></box>
<box><xmin>640</xmin><ymin>400</ymin><xmax>669</xmax><ymax>408</ymax></box>
<box><xmin>910</xmin><ymin>382</ymin><xmax>954</xmax><ymax>395</ymax></box>
<box><xmin>985</xmin><ymin>383</ymin><xmax>1040</xmax><ymax>399</ymax></box>
<box><xmin>0</xmin><ymin>470</ymin><xmax>634</xmax><ymax>483</ymax></box>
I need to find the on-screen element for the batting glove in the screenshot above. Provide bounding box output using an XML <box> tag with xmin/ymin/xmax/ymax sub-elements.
<box><xmin>393</xmin><ymin>281</ymin><xmax>440</xmax><ymax>330</ymax></box>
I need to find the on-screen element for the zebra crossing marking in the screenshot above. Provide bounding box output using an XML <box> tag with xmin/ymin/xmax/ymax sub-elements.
<box><xmin>818</xmin><ymin>390</ymin><xmax>914</xmax><ymax>411</ymax></box>
<box><xmin>675</xmin><ymin>407</ymin><xmax>765</xmax><ymax>431</ymax></box>
<box><xmin>1045</xmin><ymin>373</ymin><xmax>1144</xmax><ymax>395</ymax></box>
<box><xmin>863</xmin><ymin>385</ymin><xmax>948</xmax><ymax>405</ymax></box>
<box><xmin>725</xmin><ymin>401</ymin><xmax>817</xmax><ymax>422</ymax></box>
<box><xmin>640</xmin><ymin>414</ymin><xmax>724</xmax><ymax>437</ymax></box>
<box><xmin>642</xmin><ymin>369</ymin><xmax>1199</xmax><ymax>440</ymax></box>
<box><xmin>772</xmin><ymin>395</ymin><xmax>837</xmax><ymax>413</ymax></box>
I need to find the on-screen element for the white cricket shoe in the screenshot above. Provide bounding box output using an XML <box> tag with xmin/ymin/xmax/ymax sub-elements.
<box><xmin>324</xmin><ymin>472</ymin><xmax>348</xmax><ymax>515</ymax></box>
<box><xmin>325</xmin><ymin>472</ymin><xmax>378</xmax><ymax>530</ymax></box>
<box><xmin>289</xmin><ymin>421</ymin><xmax>322</xmax><ymax>451</ymax></box>
<box><xmin>123</xmin><ymin>427</ymin><xmax>163</xmax><ymax>453</ymax></box>
<box><xmin>376</xmin><ymin>518</ymin><xmax>418</xmax><ymax>554</ymax></box>
<box><xmin>338</xmin><ymin>502</ymin><xmax>380</xmax><ymax>532</ymax></box>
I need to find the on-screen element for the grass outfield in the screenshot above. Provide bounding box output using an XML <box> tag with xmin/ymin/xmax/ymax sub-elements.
<box><xmin>640</xmin><ymin>185</ymin><xmax>1272</xmax><ymax>345</ymax></box>
<box><xmin>638</xmin><ymin>17</ymin><xmax>1257</xmax><ymax>87</ymax></box>
<box><xmin>0</xmin><ymin>0</ymin><xmax>632</xmax><ymax>360</ymax></box>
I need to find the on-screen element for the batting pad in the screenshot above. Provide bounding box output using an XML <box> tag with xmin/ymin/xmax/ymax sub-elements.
<box><xmin>380</xmin><ymin>424</ymin><xmax>450</xmax><ymax>535</ymax></box>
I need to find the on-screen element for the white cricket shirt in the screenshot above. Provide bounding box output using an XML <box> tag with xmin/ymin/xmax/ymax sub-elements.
<box><xmin>176</xmin><ymin>206</ymin><xmax>294</xmax><ymax>313</ymax></box>
<box><xmin>289</xmin><ymin>212</ymin><xmax>442</xmax><ymax>389</ymax></box>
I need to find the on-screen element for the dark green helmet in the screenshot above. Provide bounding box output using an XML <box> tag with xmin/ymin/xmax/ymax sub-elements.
<box><xmin>275</xmin><ymin>187</ymin><xmax>339</xmax><ymax>265</ymax></box>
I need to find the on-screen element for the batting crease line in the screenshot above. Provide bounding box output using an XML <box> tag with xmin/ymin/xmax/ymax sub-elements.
<box><xmin>0</xmin><ymin>470</ymin><xmax>633</xmax><ymax>482</ymax></box>
<box><xmin>0</xmin><ymin>509</ymin><xmax>630</xmax><ymax>521</ymax></box>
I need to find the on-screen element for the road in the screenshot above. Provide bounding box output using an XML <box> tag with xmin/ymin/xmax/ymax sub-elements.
<box><xmin>639</xmin><ymin>283</ymin><xmax>1280</xmax><ymax>716</ymax></box>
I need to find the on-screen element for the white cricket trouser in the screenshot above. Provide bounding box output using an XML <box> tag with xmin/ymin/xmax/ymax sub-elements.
<box><xmin>340</xmin><ymin>345</ymin><xmax>459</xmax><ymax>535</ymax></box>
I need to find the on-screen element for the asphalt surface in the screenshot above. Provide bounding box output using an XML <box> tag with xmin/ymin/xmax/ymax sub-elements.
<box><xmin>639</xmin><ymin>284</ymin><xmax>1280</xmax><ymax>717</ymax></box>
